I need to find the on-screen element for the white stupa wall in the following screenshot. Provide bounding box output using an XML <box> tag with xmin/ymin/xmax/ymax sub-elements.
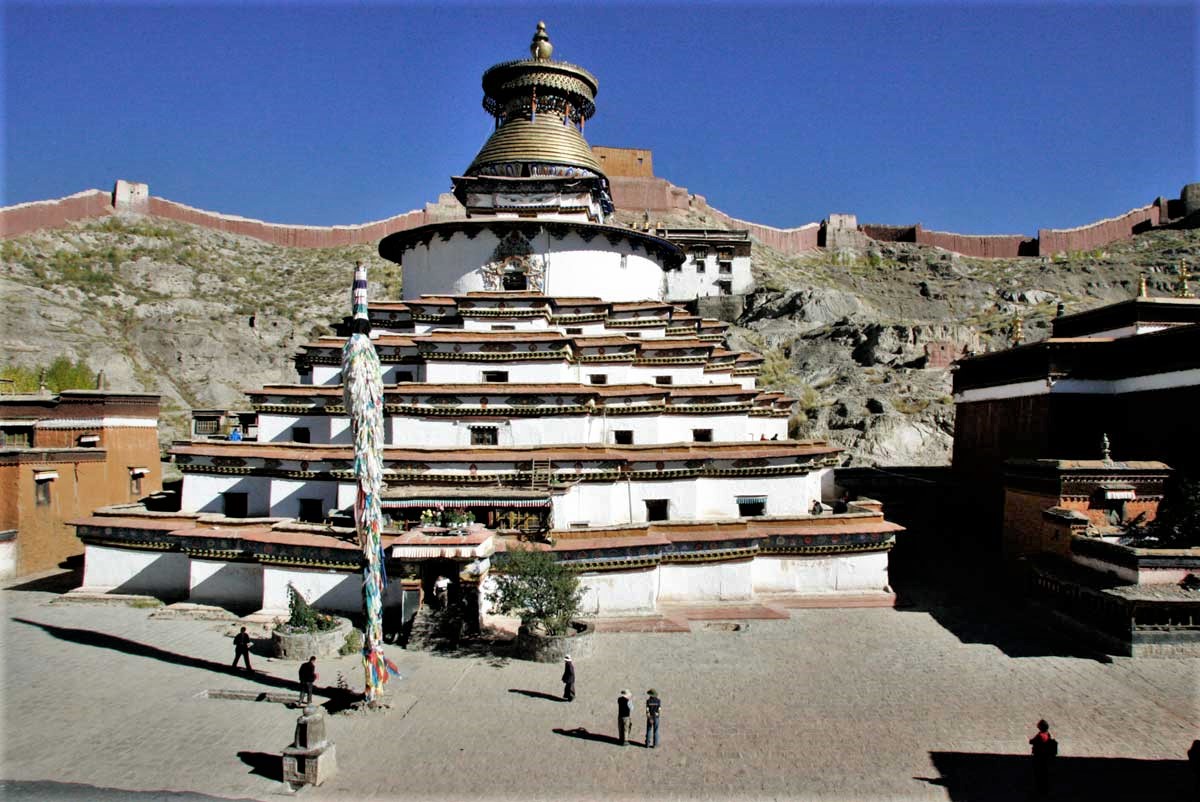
<box><xmin>400</xmin><ymin>230</ymin><xmax>671</xmax><ymax>302</ymax></box>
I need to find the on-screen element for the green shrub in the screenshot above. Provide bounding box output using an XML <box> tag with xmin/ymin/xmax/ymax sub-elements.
<box><xmin>286</xmin><ymin>584</ymin><xmax>339</xmax><ymax>632</ymax></box>
<box><xmin>339</xmin><ymin>628</ymin><xmax>363</xmax><ymax>656</ymax></box>
<box><xmin>488</xmin><ymin>547</ymin><xmax>583</xmax><ymax>636</ymax></box>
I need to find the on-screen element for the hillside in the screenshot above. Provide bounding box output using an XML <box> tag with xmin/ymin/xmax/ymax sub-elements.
<box><xmin>2</xmin><ymin>210</ymin><xmax>1196</xmax><ymax>464</ymax></box>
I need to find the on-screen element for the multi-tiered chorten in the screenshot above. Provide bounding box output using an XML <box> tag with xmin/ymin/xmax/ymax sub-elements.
<box><xmin>73</xmin><ymin>24</ymin><xmax>900</xmax><ymax>623</ymax></box>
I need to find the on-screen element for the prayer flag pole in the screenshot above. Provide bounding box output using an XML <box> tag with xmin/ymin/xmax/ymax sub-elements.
<box><xmin>341</xmin><ymin>261</ymin><xmax>399</xmax><ymax>704</ymax></box>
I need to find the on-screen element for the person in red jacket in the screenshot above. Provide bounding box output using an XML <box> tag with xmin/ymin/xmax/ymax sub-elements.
<box><xmin>1029</xmin><ymin>719</ymin><xmax>1057</xmax><ymax>795</ymax></box>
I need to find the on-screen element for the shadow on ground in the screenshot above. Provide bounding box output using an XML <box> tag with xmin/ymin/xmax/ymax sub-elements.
<box><xmin>3</xmin><ymin>567</ymin><xmax>82</xmax><ymax>594</ymax></box>
<box><xmin>0</xmin><ymin>779</ymin><xmax>259</xmax><ymax>801</ymax></box>
<box><xmin>918</xmin><ymin>751</ymin><xmax>1195</xmax><ymax>801</ymax></box>
<box><xmin>11</xmin><ymin>617</ymin><xmax>361</xmax><ymax>713</ymax></box>
<box><xmin>552</xmin><ymin>727</ymin><xmax>635</xmax><ymax>747</ymax></box>
<box><xmin>509</xmin><ymin>688</ymin><xmax>566</xmax><ymax>702</ymax></box>
<box><xmin>236</xmin><ymin>750</ymin><xmax>282</xmax><ymax>782</ymax></box>
<box><xmin>890</xmin><ymin>560</ymin><xmax>1110</xmax><ymax>662</ymax></box>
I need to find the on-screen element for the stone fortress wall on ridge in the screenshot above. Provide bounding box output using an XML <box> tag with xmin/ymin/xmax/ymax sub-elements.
<box><xmin>2</xmin><ymin>153</ymin><xmax>1195</xmax><ymax>259</ymax></box>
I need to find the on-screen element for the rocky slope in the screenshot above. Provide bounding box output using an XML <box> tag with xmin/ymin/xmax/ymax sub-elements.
<box><xmin>2</xmin><ymin>209</ymin><xmax>1196</xmax><ymax>465</ymax></box>
<box><xmin>1</xmin><ymin>216</ymin><xmax>399</xmax><ymax>445</ymax></box>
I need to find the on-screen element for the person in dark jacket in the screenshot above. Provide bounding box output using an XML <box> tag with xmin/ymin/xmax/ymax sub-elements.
<box><xmin>231</xmin><ymin>626</ymin><xmax>253</xmax><ymax>671</ymax></box>
<box><xmin>617</xmin><ymin>690</ymin><xmax>632</xmax><ymax>745</ymax></box>
<box><xmin>298</xmin><ymin>656</ymin><xmax>317</xmax><ymax>704</ymax></box>
<box><xmin>561</xmin><ymin>655</ymin><xmax>575</xmax><ymax>701</ymax></box>
<box><xmin>1029</xmin><ymin>719</ymin><xmax>1057</xmax><ymax>794</ymax></box>
<box><xmin>645</xmin><ymin>689</ymin><xmax>662</xmax><ymax>748</ymax></box>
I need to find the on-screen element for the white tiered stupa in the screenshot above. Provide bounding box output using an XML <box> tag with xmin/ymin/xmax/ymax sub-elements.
<box><xmin>74</xmin><ymin>24</ymin><xmax>900</xmax><ymax>622</ymax></box>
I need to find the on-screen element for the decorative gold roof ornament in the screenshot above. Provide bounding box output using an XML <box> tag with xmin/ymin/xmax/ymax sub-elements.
<box><xmin>530</xmin><ymin>20</ymin><xmax>553</xmax><ymax>61</ymax></box>
<box><xmin>1101</xmin><ymin>432</ymin><xmax>1112</xmax><ymax>464</ymax></box>
<box><xmin>1011</xmin><ymin>312</ymin><xmax>1023</xmax><ymax>345</ymax></box>
<box><xmin>1177</xmin><ymin>261</ymin><xmax>1194</xmax><ymax>298</ymax></box>
<box><xmin>1137</xmin><ymin>273</ymin><xmax>1148</xmax><ymax>298</ymax></box>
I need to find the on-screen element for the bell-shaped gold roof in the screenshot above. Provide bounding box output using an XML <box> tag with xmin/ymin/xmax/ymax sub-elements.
<box><xmin>467</xmin><ymin>113</ymin><xmax>603</xmax><ymax>175</ymax></box>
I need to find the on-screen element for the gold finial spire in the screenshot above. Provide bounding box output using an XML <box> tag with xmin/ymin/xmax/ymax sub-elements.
<box><xmin>530</xmin><ymin>21</ymin><xmax>553</xmax><ymax>61</ymax></box>
<box><xmin>1138</xmin><ymin>273</ymin><xmax>1148</xmax><ymax>298</ymax></box>
<box><xmin>1101</xmin><ymin>432</ymin><xmax>1112</xmax><ymax>464</ymax></box>
<box><xmin>1011</xmin><ymin>311</ymin><xmax>1024</xmax><ymax>345</ymax></box>
<box><xmin>1177</xmin><ymin>261</ymin><xmax>1194</xmax><ymax>299</ymax></box>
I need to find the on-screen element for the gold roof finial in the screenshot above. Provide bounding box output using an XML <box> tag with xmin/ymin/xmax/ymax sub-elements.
<box><xmin>530</xmin><ymin>21</ymin><xmax>553</xmax><ymax>61</ymax></box>
<box><xmin>1138</xmin><ymin>273</ymin><xmax>1148</xmax><ymax>298</ymax></box>
<box><xmin>1011</xmin><ymin>311</ymin><xmax>1024</xmax><ymax>345</ymax></box>
<box><xmin>1101</xmin><ymin>432</ymin><xmax>1112</xmax><ymax>463</ymax></box>
<box><xmin>1177</xmin><ymin>261</ymin><xmax>1194</xmax><ymax>299</ymax></box>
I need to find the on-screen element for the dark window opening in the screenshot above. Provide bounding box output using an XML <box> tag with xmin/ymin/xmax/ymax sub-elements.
<box><xmin>298</xmin><ymin>498</ymin><xmax>324</xmax><ymax>523</ymax></box>
<box><xmin>1</xmin><ymin>427</ymin><xmax>32</xmax><ymax>448</ymax></box>
<box><xmin>692</xmin><ymin>429</ymin><xmax>713</xmax><ymax>442</ymax></box>
<box><xmin>471</xmin><ymin>426</ymin><xmax>499</xmax><ymax>446</ymax></box>
<box><xmin>614</xmin><ymin>430</ymin><xmax>634</xmax><ymax>445</ymax></box>
<box><xmin>589</xmin><ymin>374</ymin><xmax>608</xmax><ymax>385</ymax></box>
<box><xmin>737</xmin><ymin>499</ymin><xmax>766</xmax><ymax>517</ymax></box>
<box><xmin>223</xmin><ymin>492</ymin><xmax>249</xmax><ymax>519</ymax></box>
<box><xmin>645</xmin><ymin>499</ymin><xmax>669</xmax><ymax>521</ymax></box>
<box><xmin>492</xmin><ymin>325</ymin><xmax>516</xmax><ymax>331</ymax></box>
<box><xmin>502</xmin><ymin>271</ymin><xmax>528</xmax><ymax>291</ymax></box>
<box><xmin>482</xmin><ymin>371</ymin><xmax>509</xmax><ymax>383</ymax></box>
<box><xmin>292</xmin><ymin>426</ymin><xmax>311</xmax><ymax>444</ymax></box>
<box><xmin>717</xmin><ymin>280</ymin><xmax>733</xmax><ymax>296</ymax></box>
<box><xmin>35</xmin><ymin>480</ymin><xmax>52</xmax><ymax>506</ymax></box>
<box><xmin>393</xmin><ymin>371</ymin><xmax>414</xmax><ymax>383</ymax></box>
<box><xmin>78</xmin><ymin>434</ymin><xmax>100</xmax><ymax>447</ymax></box>
<box><xmin>655</xmin><ymin>375</ymin><xmax>673</xmax><ymax>385</ymax></box>
<box><xmin>130</xmin><ymin>474</ymin><xmax>143</xmax><ymax>497</ymax></box>
<box><xmin>565</xmin><ymin>327</ymin><xmax>583</xmax><ymax>335</ymax></box>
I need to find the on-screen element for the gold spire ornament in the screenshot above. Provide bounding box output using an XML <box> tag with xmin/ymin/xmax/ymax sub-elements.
<box><xmin>1138</xmin><ymin>273</ymin><xmax>1148</xmax><ymax>298</ymax></box>
<box><xmin>1011</xmin><ymin>312</ymin><xmax>1024</xmax><ymax>345</ymax></box>
<box><xmin>1101</xmin><ymin>432</ymin><xmax>1112</xmax><ymax>464</ymax></box>
<box><xmin>1177</xmin><ymin>261</ymin><xmax>1194</xmax><ymax>298</ymax></box>
<box><xmin>530</xmin><ymin>21</ymin><xmax>553</xmax><ymax>60</ymax></box>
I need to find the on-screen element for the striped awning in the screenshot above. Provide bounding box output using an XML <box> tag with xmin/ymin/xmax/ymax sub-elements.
<box><xmin>33</xmin><ymin>470</ymin><xmax>59</xmax><ymax>481</ymax></box>
<box><xmin>1102</xmin><ymin>488</ymin><xmax>1136</xmax><ymax>501</ymax></box>
<box><xmin>382</xmin><ymin>497</ymin><xmax>550</xmax><ymax>509</ymax></box>
<box><xmin>736</xmin><ymin>496</ymin><xmax>767</xmax><ymax>504</ymax></box>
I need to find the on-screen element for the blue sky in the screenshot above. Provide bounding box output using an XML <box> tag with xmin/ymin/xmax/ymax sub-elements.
<box><xmin>4</xmin><ymin>1</ymin><xmax>1196</xmax><ymax>234</ymax></box>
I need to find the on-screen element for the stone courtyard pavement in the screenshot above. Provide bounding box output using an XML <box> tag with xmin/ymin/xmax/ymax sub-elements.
<box><xmin>1</xmin><ymin>571</ymin><xmax>1197</xmax><ymax>802</ymax></box>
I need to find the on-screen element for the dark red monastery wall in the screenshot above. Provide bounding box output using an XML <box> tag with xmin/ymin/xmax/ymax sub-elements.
<box><xmin>916</xmin><ymin>228</ymin><xmax>1032</xmax><ymax>259</ymax></box>
<box><xmin>0</xmin><ymin>190</ymin><xmax>113</xmax><ymax>237</ymax></box>
<box><xmin>1038</xmin><ymin>203</ymin><xmax>1161</xmax><ymax>256</ymax></box>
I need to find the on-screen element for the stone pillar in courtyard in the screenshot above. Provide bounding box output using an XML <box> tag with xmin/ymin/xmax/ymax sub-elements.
<box><xmin>281</xmin><ymin>704</ymin><xmax>337</xmax><ymax>788</ymax></box>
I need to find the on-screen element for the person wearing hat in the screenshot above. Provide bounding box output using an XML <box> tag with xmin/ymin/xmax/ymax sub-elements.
<box><xmin>645</xmin><ymin>689</ymin><xmax>662</xmax><ymax>748</ymax></box>
<box><xmin>561</xmin><ymin>655</ymin><xmax>575</xmax><ymax>702</ymax></box>
<box><xmin>617</xmin><ymin>690</ymin><xmax>632</xmax><ymax>745</ymax></box>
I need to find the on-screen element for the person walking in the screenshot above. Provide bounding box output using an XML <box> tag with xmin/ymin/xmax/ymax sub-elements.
<box><xmin>298</xmin><ymin>656</ymin><xmax>318</xmax><ymax>705</ymax></box>
<box><xmin>1029</xmin><ymin>719</ymin><xmax>1057</xmax><ymax>795</ymax></box>
<box><xmin>561</xmin><ymin>654</ymin><xmax>575</xmax><ymax>701</ymax></box>
<box><xmin>231</xmin><ymin>626</ymin><xmax>253</xmax><ymax>672</ymax></box>
<box><xmin>617</xmin><ymin>690</ymin><xmax>632</xmax><ymax>745</ymax></box>
<box><xmin>645</xmin><ymin>689</ymin><xmax>662</xmax><ymax>748</ymax></box>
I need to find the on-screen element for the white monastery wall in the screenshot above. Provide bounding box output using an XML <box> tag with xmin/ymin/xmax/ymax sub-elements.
<box><xmin>665</xmin><ymin>254</ymin><xmax>753</xmax><ymax>300</ymax></box>
<box><xmin>83</xmin><ymin>544</ymin><xmax>190</xmax><ymax>596</ymax></box>
<box><xmin>751</xmin><ymin>550</ymin><xmax>889</xmax><ymax>593</ymax></box>
<box><xmin>423</xmin><ymin>360</ymin><xmax>568</xmax><ymax>385</ymax></box>
<box><xmin>269</xmin><ymin>478</ymin><xmax>340</xmax><ymax>520</ymax></box>
<box><xmin>0</xmin><ymin>538</ymin><xmax>15</xmax><ymax>580</ymax></box>
<box><xmin>188</xmin><ymin>558</ymin><xmax>263</xmax><ymax>607</ymax></box>
<box><xmin>658</xmin><ymin>559</ymin><xmax>754</xmax><ymax>601</ymax></box>
<box><xmin>261</xmin><ymin>565</ymin><xmax>403</xmax><ymax>615</ymax></box>
<box><xmin>577</xmin><ymin>567</ymin><xmax>659</xmax><ymax>614</ymax></box>
<box><xmin>182</xmin><ymin>474</ymin><xmax>273</xmax><ymax>516</ymax></box>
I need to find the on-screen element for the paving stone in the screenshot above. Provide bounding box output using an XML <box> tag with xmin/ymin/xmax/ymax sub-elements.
<box><xmin>2</xmin><ymin>573</ymin><xmax>1197</xmax><ymax>801</ymax></box>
